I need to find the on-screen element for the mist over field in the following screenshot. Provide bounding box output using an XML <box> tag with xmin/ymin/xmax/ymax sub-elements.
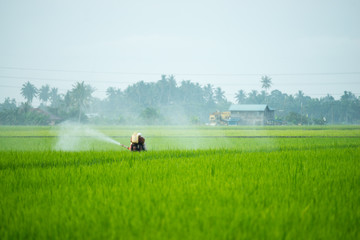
<box><xmin>0</xmin><ymin>76</ymin><xmax>359</xmax><ymax>126</ymax></box>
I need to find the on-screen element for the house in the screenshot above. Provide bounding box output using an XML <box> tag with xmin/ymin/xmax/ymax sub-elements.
<box><xmin>228</xmin><ymin>104</ymin><xmax>275</xmax><ymax>125</ymax></box>
<box><xmin>32</xmin><ymin>108</ymin><xmax>62</xmax><ymax>125</ymax></box>
<box><xmin>209</xmin><ymin>111</ymin><xmax>231</xmax><ymax>125</ymax></box>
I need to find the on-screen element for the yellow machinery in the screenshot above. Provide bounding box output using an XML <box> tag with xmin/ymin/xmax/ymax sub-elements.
<box><xmin>209</xmin><ymin>111</ymin><xmax>230</xmax><ymax>125</ymax></box>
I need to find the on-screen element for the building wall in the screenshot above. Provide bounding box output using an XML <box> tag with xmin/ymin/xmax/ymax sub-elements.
<box><xmin>264</xmin><ymin>110</ymin><xmax>275</xmax><ymax>125</ymax></box>
<box><xmin>229</xmin><ymin>105</ymin><xmax>275</xmax><ymax>125</ymax></box>
<box><xmin>231</xmin><ymin>111</ymin><xmax>265</xmax><ymax>125</ymax></box>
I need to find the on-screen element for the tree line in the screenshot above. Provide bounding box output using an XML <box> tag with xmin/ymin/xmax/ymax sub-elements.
<box><xmin>0</xmin><ymin>75</ymin><xmax>359</xmax><ymax>125</ymax></box>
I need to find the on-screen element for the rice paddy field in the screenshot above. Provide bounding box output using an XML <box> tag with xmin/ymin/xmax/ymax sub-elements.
<box><xmin>0</xmin><ymin>125</ymin><xmax>359</xmax><ymax>239</ymax></box>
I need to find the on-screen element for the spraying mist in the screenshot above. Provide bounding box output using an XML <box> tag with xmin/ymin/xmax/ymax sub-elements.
<box><xmin>54</xmin><ymin>121</ymin><xmax>121</xmax><ymax>151</ymax></box>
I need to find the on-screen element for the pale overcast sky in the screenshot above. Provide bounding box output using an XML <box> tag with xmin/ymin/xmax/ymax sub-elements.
<box><xmin>0</xmin><ymin>0</ymin><xmax>359</xmax><ymax>105</ymax></box>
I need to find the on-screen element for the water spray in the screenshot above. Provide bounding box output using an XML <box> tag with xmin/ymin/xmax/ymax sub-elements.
<box><xmin>54</xmin><ymin>122</ymin><xmax>132</xmax><ymax>151</ymax></box>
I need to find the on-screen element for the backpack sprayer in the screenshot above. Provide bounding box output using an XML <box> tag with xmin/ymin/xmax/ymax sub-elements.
<box><xmin>116</xmin><ymin>133</ymin><xmax>146</xmax><ymax>152</ymax></box>
<box><xmin>119</xmin><ymin>143</ymin><xmax>130</xmax><ymax>150</ymax></box>
<box><xmin>127</xmin><ymin>132</ymin><xmax>146</xmax><ymax>152</ymax></box>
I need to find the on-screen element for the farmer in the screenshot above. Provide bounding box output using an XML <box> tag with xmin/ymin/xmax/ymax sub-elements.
<box><xmin>129</xmin><ymin>132</ymin><xmax>146</xmax><ymax>152</ymax></box>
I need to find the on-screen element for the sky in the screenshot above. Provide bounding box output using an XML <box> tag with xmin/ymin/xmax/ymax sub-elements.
<box><xmin>0</xmin><ymin>0</ymin><xmax>359</xmax><ymax>105</ymax></box>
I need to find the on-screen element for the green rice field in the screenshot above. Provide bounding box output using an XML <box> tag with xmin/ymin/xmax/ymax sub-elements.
<box><xmin>0</xmin><ymin>125</ymin><xmax>359</xmax><ymax>239</ymax></box>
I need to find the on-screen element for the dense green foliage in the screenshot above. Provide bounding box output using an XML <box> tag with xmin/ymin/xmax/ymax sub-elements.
<box><xmin>0</xmin><ymin>126</ymin><xmax>359</xmax><ymax>239</ymax></box>
<box><xmin>1</xmin><ymin>76</ymin><xmax>359</xmax><ymax>125</ymax></box>
<box><xmin>0</xmin><ymin>103</ymin><xmax>50</xmax><ymax>125</ymax></box>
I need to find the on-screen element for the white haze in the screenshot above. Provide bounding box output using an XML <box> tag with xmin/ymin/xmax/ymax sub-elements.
<box><xmin>54</xmin><ymin>121</ymin><xmax>121</xmax><ymax>151</ymax></box>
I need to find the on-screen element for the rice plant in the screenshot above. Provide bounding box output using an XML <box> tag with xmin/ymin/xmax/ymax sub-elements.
<box><xmin>0</xmin><ymin>126</ymin><xmax>359</xmax><ymax>239</ymax></box>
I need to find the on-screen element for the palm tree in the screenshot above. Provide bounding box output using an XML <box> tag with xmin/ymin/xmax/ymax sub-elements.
<box><xmin>261</xmin><ymin>75</ymin><xmax>272</xmax><ymax>93</ymax></box>
<box><xmin>322</xmin><ymin>94</ymin><xmax>334</xmax><ymax>103</ymax></box>
<box><xmin>179</xmin><ymin>80</ymin><xmax>192</xmax><ymax>103</ymax></box>
<box><xmin>214</xmin><ymin>87</ymin><xmax>225</xmax><ymax>104</ymax></box>
<box><xmin>21</xmin><ymin>81</ymin><xmax>38</xmax><ymax>104</ymax></box>
<box><xmin>248</xmin><ymin>90</ymin><xmax>258</xmax><ymax>103</ymax></box>
<box><xmin>158</xmin><ymin>75</ymin><xmax>169</xmax><ymax>104</ymax></box>
<box><xmin>203</xmin><ymin>84</ymin><xmax>214</xmax><ymax>104</ymax></box>
<box><xmin>167</xmin><ymin>75</ymin><xmax>177</xmax><ymax>104</ymax></box>
<box><xmin>1</xmin><ymin>97</ymin><xmax>17</xmax><ymax>110</ymax></box>
<box><xmin>235</xmin><ymin>90</ymin><xmax>246</xmax><ymax>104</ymax></box>
<box><xmin>259</xmin><ymin>90</ymin><xmax>267</xmax><ymax>104</ymax></box>
<box><xmin>49</xmin><ymin>87</ymin><xmax>61</xmax><ymax>108</ymax></box>
<box><xmin>71</xmin><ymin>81</ymin><xmax>94</xmax><ymax>122</ymax></box>
<box><xmin>295</xmin><ymin>90</ymin><xmax>305</xmax><ymax>101</ymax></box>
<box><xmin>39</xmin><ymin>84</ymin><xmax>50</xmax><ymax>105</ymax></box>
<box><xmin>106</xmin><ymin>87</ymin><xmax>116</xmax><ymax>99</ymax></box>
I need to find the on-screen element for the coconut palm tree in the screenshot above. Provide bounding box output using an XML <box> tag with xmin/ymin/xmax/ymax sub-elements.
<box><xmin>295</xmin><ymin>90</ymin><xmax>305</xmax><ymax>101</ymax></box>
<box><xmin>235</xmin><ymin>90</ymin><xmax>246</xmax><ymax>104</ymax></box>
<box><xmin>71</xmin><ymin>81</ymin><xmax>94</xmax><ymax>122</ymax></box>
<box><xmin>21</xmin><ymin>81</ymin><xmax>38</xmax><ymax>104</ymax></box>
<box><xmin>167</xmin><ymin>75</ymin><xmax>177</xmax><ymax>104</ymax></box>
<box><xmin>49</xmin><ymin>87</ymin><xmax>61</xmax><ymax>108</ymax></box>
<box><xmin>203</xmin><ymin>84</ymin><xmax>214</xmax><ymax>104</ymax></box>
<box><xmin>106</xmin><ymin>87</ymin><xmax>116</xmax><ymax>99</ymax></box>
<box><xmin>248</xmin><ymin>90</ymin><xmax>259</xmax><ymax>103</ymax></box>
<box><xmin>157</xmin><ymin>75</ymin><xmax>169</xmax><ymax>104</ymax></box>
<box><xmin>214</xmin><ymin>87</ymin><xmax>226</xmax><ymax>104</ymax></box>
<box><xmin>261</xmin><ymin>75</ymin><xmax>272</xmax><ymax>93</ymax></box>
<box><xmin>39</xmin><ymin>84</ymin><xmax>50</xmax><ymax>105</ymax></box>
